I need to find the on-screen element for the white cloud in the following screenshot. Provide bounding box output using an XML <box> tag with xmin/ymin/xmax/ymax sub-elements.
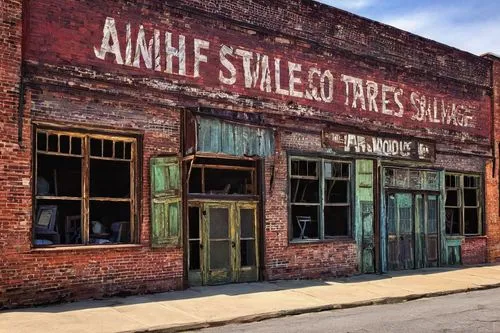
<box><xmin>382</xmin><ymin>8</ymin><xmax>500</xmax><ymax>55</ymax></box>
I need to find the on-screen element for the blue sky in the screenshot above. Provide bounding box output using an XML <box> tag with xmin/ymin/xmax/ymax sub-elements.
<box><xmin>317</xmin><ymin>0</ymin><xmax>500</xmax><ymax>55</ymax></box>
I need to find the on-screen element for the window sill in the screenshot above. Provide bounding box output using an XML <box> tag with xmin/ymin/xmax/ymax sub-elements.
<box><xmin>289</xmin><ymin>236</ymin><xmax>354</xmax><ymax>245</ymax></box>
<box><xmin>30</xmin><ymin>244</ymin><xmax>144</xmax><ymax>252</ymax></box>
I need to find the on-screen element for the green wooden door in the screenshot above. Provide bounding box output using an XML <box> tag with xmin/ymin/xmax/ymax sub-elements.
<box><xmin>387</xmin><ymin>193</ymin><xmax>415</xmax><ymax>271</ymax></box>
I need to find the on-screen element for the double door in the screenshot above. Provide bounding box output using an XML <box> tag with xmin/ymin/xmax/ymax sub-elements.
<box><xmin>188</xmin><ymin>201</ymin><xmax>259</xmax><ymax>285</ymax></box>
<box><xmin>387</xmin><ymin>193</ymin><xmax>439</xmax><ymax>271</ymax></box>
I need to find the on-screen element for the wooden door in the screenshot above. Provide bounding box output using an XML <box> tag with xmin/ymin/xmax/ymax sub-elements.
<box><xmin>387</xmin><ymin>193</ymin><xmax>415</xmax><ymax>271</ymax></box>
<box><xmin>205</xmin><ymin>203</ymin><xmax>234</xmax><ymax>285</ymax></box>
<box><xmin>236</xmin><ymin>203</ymin><xmax>259</xmax><ymax>282</ymax></box>
<box><xmin>425</xmin><ymin>195</ymin><xmax>439</xmax><ymax>267</ymax></box>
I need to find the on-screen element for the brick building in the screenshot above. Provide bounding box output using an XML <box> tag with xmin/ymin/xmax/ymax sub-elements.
<box><xmin>0</xmin><ymin>0</ymin><xmax>498</xmax><ymax>308</ymax></box>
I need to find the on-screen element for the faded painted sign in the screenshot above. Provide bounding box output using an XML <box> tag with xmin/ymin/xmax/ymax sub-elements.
<box><xmin>92</xmin><ymin>17</ymin><xmax>478</xmax><ymax>133</ymax></box>
<box><xmin>322</xmin><ymin>132</ymin><xmax>435</xmax><ymax>161</ymax></box>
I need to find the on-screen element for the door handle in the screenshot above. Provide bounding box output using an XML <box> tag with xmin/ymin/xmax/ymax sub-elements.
<box><xmin>231</xmin><ymin>241</ymin><xmax>236</xmax><ymax>248</ymax></box>
<box><xmin>200</xmin><ymin>243</ymin><xmax>204</xmax><ymax>249</ymax></box>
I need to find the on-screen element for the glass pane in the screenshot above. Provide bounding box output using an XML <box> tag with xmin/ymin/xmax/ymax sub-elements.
<box><xmin>89</xmin><ymin>201</ymin><xmax>131</xmax><ymax>244</ymax></box>
<box><xmin>398</xmin><ymin>193</ymin><xmax>413</xmax><ymax>234</ymax></box>
<box><xmin>464</xmin><ymin>189</ymin><xmax>477</xmax><ymax>206</ymax></box>
<box><xmin>241</xmin><ymin>240</ymin><xmax>256</xmax><ymax>267</ymax></box>
<box><xmin>425</xmin><ymin>172</ymin><xmax>439</xmax><ymax>190</ymax></box>
<box><xmin>189</xmin><ymin>207</ymin><xmax>200</xmax><ymax>239</ymax></box>
<box><xmin>290</xmin><ymin>179</ymin><xmax>319</xmax><ymax>203</ymax></box>
<box><xmin>324</xmin><ymin>206</ymin><xmax>349</xmax><ymax>237</ymax></box>
<box><xmin>209</xmin><ymin>208</ymin><xmax>229</xmax><ymax>239</ymax></box>
<box><xmin>240</xmin><ymin>209</ymin><xmax>255</xmax><ymax>239</ymax></box>
<box><xmin>427</xmin><ymin>196</ymin><xmax>438</xmax><ymax>234</ymax></box>
<box><xmin>464</xmin><ymin>176</ymin><xmax>478</xmax><ymax>188</ymax></box>
<box><xmin>291</xmin><ymin>205</ymin><xmax>319</xmax><ymax>239</ymax></box>
<box><xmin>210</xmin><ymin>240</ymin><xmax>230</xmax><ymax>269</ymax></box>
<box><xmin>464</xmin><ymin>208</ymin><xmax>479</xmax><ymax>234</ymax></box>
<box><xmin>445</xmin><ymin>208</ymin><xmax>460</xmax><ymax>234</ymax></box>
<box><xmin>325</xmin><ymin>180</ymin><xmax>348</xmax><ymax>203</ymax></box>
<box><xmin>115</xmin><ymin>141</ymin><xmax>125</xmax><ymax>159</ymax></box>
<box><xmin>189</xmin><ymin>240</ymin><xmax>201</xmax><ymax>270</ymax></box>
<box><xmin>90</xmin><ymin>159</ymin><xmax>130</xmax><ymax>198</ymax></box>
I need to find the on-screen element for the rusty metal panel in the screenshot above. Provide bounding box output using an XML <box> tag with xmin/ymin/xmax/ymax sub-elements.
<box><xmin>196</xmin><ymin>117</ymin><xmax>274</xmax><ymax>157</ymax></box>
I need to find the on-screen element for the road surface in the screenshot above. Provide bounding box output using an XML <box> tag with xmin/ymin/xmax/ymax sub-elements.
<box><xmin>195</xmin><ymin>288</ymin><xmax>500</xmax><ymax>332</ymax></box>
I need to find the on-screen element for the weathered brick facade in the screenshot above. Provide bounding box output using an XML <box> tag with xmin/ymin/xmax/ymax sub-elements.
<box><xmin>0</xmin><ymin>0</ymin><xmax>496</xmax><ymax>308</ymax></box>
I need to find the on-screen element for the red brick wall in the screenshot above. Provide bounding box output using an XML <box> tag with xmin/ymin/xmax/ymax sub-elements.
<box><xmin>485</xmin><ymin>56</ymin><xmax>500</xmax><ymax>263</ymax></box>
<box><xmin>462</xmin><ymin>236</ymin><xmax>488</xmax><ymax>265</ymax></box>
<box><xmin>264</xmin><ymin>130</ymin><xmax>358</xmax><ymax>279</ymax></box>
<box><xmin>0</xmin><ymin>88</ymin><xmax>184</xmax><ymax>308</ymax></box>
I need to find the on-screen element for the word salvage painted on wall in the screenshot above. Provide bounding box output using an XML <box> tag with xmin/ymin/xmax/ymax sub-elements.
<box><xmin>93</xmin><ymin>16</ymin><xmax>479</xmax><ymax>132</ymax></box>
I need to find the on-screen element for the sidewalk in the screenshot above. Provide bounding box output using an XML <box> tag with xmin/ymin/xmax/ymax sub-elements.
<box><xmin>2</xmin><ymin>265</ymin><xmax>500</xmax><ymax>333</ymax></box>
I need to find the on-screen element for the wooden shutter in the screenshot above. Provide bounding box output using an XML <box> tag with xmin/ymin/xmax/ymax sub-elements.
<box><xmin>150</xmin><ymin>156</ymin><xmax>182</xmax><ymax>247</ymax></box>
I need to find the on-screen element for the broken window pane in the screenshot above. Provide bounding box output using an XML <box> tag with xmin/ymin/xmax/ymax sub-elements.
<box><xmin>204</xmin><ymin>168</ymin><xmax>254</xmax><ymax>195</ymax></box>
<box><xmin>290</xmin><ymin>179</ymin><xmax>319</xmax><ymax>203</ymax></box>
<box><xmin>189</xmin><ymin>207</ymin><xmax>200</xmax><ymax>239</ymax></box>
<box><xmin>240</xmin><ymin>240</ymin><xmax>256</xmax><ymax>267</ymax></box>
<box><xmin>90</xmin><ymin>159</ymin><xmax>130</xmax><ymax>198</ymax></box>
<box><xmin>464</xmin><ymin>189</ymin><xmax>477</xmax><ymax>206</ymax></box>
<box><xmin>464</xmin><ymin>208</ymin><xmax>479</xmax><ymax>234</ymax></box>
<box><xmin>291</xmin><ymin>205</ymin><xmax>319</xmax><ymax>239</ymax></box>
<box><xmin>291</xmin><ymin>160</ymin><xmax>317</xmax><ymax>177</ymax></box>
<box><xmin>324</xmin><ymin>206</ymin><xmax>349</xmax><ymax>237</ymax></box>
<box><xmin>446</xmin><ymin>190</ymin><xmax>459</xmax><ymax>207</ymax></box>
<box><xmin>325</xmin><ymin>179</ymin><xmax>348</xmax><ymax>203</ymax></box>
<box><xmin>89</xmin><ymin>201</ymin><xmax>130</xmax><ymax>244</ymax></box>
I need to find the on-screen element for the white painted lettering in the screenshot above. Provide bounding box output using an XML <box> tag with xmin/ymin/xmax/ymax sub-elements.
<box><xmin>194</xmin><ymin>39</ymin><xmax>209</xmax><ymax>78</ymax></box>
<box><xmin>94</xmin><ymin>17</ymin><xmax>124</xmax><ymax>65</ymax></box>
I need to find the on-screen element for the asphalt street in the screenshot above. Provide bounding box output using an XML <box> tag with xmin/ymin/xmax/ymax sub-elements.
<box><xmin>195</xmin><ymin>288</ymin><xmax>500</xmax><ymax>333</ymax></box>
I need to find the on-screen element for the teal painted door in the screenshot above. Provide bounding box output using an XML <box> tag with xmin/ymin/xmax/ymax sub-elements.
<box><xmin>387</xmin><ymin>193</ymin><xmax>440</xmax><ymax>271</ymax></box>
<box><xmin>387</xmin><ymin>193</ymin><xmax>414</xmax><ymax>271</ymax></box>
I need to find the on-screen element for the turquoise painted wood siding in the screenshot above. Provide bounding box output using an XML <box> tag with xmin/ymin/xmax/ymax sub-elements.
<box><xmin>355</xmin><ymin>160</ymin><xmax>375</xmax><ymax>273</ymax></box>
<box><xmin>197</xmin><ymin>117</ymin><xmax>274</xmax><ymax>157</ymax></box>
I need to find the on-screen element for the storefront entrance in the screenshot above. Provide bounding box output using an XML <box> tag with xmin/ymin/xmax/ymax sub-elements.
<box><xmin>386</xmin><ymin>192</ymin><xmax>439</xmax><ymax>271</ymax></box>
<box><xmin>188</xmin><ymin>201</ymin><xmax>258</xmax><ymax>285</ymax></box>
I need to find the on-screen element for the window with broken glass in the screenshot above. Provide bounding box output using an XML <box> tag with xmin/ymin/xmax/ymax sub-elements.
<box><xmin>289</xmin><ymin>157</ymin><xmax>351</xmax><ymax>241</ymax></box>
<box><xmin>34</xmin><ymin>128</ymin><xmax>137</xmax><ymax>247</ymax></box>
<box><xmin>445</xmin><ymin>174</ymin><xmax>482</xmax><ymax>236</ymax></box>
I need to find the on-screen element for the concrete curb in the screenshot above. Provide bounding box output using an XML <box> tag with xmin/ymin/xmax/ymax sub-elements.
<box><xmin>133</xmin><ymin>282</ymin><xmax>500</xmax><ymax>333</ymax></box>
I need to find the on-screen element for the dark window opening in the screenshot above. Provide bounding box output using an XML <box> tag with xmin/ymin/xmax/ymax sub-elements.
<box><xmin>445</xmin><ymin>173</ymin><xmax>482</xmax><ymax>236</ymax></box>
<box><xmin>90</xmin><ymin>159</ymin><xmax>130</xmax><ymax>198</ymax></box>
<box><xmin>291</xmin><ymin>179</ymin><xmax>319</xmax><ymax>203</ymax></box>
<box><xmin>324</xmin><ymin>206</ymin><xmax>349</xmax><ymax>238</ymax></box>
<box><xmin>325</xmin><ymin>180</ymin><xmax>348</xmax><ymax>203</ymax></box>
<box><xmin>34</xmin><ymin>129</ymin><xmax>136</xmax><ymax>247</ymax></box>
<box><xmin>188</xmin><ymin>206</ymin><xmax>201</xmax><ymax>270</ymax></box>
<box><xmin>291</xmin><ymin>205</ymin><xmax>319</xmax><ymax>239</ymax></box>
<box><xmin>89</xmin><ymin>201</ymin><xmax>130</xmax><ymax>244</ymax></box>
<box><xmin>187</xmin><ymin>158</ymin><xmax>257</xmax><ymax>196</ymax></box>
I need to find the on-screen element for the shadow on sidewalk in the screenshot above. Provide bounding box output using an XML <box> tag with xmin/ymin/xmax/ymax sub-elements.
<box><xmin>1</xmin><ymin>265</ymin><xmax>491</xmax><ymax>315</ymax></box>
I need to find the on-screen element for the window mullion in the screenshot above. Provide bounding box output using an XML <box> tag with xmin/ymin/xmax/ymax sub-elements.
<box><xmin>82</xmin><ymin>136</ymin><xmax>90</xmax><ymax>244</ymax></box>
